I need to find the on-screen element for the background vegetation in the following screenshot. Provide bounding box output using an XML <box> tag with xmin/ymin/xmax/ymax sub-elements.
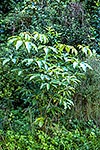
<box><xmin>0</xmin><ymin>0</ymin><xmax>100</xmax><ymax>149</ymax></box>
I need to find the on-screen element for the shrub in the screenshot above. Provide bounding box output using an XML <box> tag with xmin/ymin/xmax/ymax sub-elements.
<box><xmin>0</xmin><ymin>31</ymin><xmax>92</xmax><ymax>130</ymax></box>
<box><xmin>71</xmin><ymin>55</ymin><xmax>100</xmax><ymax>126</ymax></box>
<box><xmin>0</xmin><ymin>124</ymin><xmax>100</xmax><ymax>150</ymax></box>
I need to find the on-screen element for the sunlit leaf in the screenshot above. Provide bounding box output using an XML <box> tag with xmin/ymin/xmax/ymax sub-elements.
<box><xmin>65</xmin><ymin>45</ymin><xmax>70</xmax><ymax>53</ymax></box>
<box><xmin>16</xmin><ymin>40</ymin><xmax>23</xmax><ymax>50</ymax></box>
<box><xmin>25</xmin><ymin>33</ymin><xmax>31</xmax><ymax>40</ymax></box>
<box><xmin>30</xmin><ymin>74</ymin><xmax>40</xmax><ymax>80</ymax></box>
<box><xmin>40</xmin><ymin>83</ymin><xmax>46</xmax><ymax>89</ymax></box>
<box><xmin>44</xmin><ymin>47</ymin><xmax>49</xmax><ymax>55</ymax></box>
<box><xmin>36</xmin><ymin>60</ymin><xmax>42</xmax><ymax>68</ymax></box>
<box><xmin>8</xmin><ymin>37</ymin><xmax>17</xmax><ymax>45</ymax></box>
<box><xmin>12</xmin><ymin>58</ymin><xmax>16</xmax><ymax>64</ymax></box>
<box><xmin>34</xmin><ymin>117</ymin><xmax>44</xmax><ymax>127</ymax></box>
<box><xmin>85</xmin><ymin>63</ymin><xmax>93</xmax><ymax>70</ymax></box>
<box><xmin>31</xmin><ymin>43</ymin><xmax>38</xmax><ymax>52</ymax></box>
<box><xmin>73</xmin><ymin>62</ymin><xmax>78</xmax><ymax>68</ymax></box>
<box><xmin>33</xmin><ymin>32</ymin><xmax>39</xmax><ymax>40</ymax></box>
<box><xmin>18</xmin><ymin>71</ymin><xmax>22</xmax><ymax>76</ymax></box>
<box><xmin>82</xmin><ymin>47</ymin><xmax>88</xmax><ymax>56</ymax></box>
<box><xmin>72</xmin><ymin>47</ymin><xmax>78</xmax><ymax>55</ymax></box>
<box><xmin>49</xmin><ymin>46</ymin><xmax>58</xmax><ymax>54</ymax></box>
<box><xmin>47</xmin><ymin>83</ymin><xmax>50</xmax><ymax>91</ymax></box>
<box><xmin>3</xmin><ymin>58</ymin><xmax>10</xmax><ymax>65</ymax></box>
<box><xmin>80</xmin><ymin>62</ymin><xmax>87</xmax><ymax>72</ymax></box>
<box><xmin>25</xmin><ymin>41</ymin><xmax>31</xmax><ymax>53</ymax></box>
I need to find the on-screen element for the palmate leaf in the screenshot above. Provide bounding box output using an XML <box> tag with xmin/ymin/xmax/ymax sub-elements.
<box><xmin>80</xmin><ymin>62</ymin><xmax>93</xmax><ymax>72</ymax></box>
<box><xmin>5</xmin><ymin>30</ymin><xmax>93</xmax><ymax>114</ymax></box>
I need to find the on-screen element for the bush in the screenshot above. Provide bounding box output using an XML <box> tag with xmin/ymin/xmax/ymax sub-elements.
<box><xmin>71</xmin><ymin>55</ymin><xmax>100</xmax><ymax>126</ymax></box>
<box><xmin>0</xmin><ymin>124</ymin><xmax>100</xmax><ymax>150</ymax></box>
<box><xmin>0</xmin><ymin>30</ymin><xmax>92</xmax><ymax>130</ymax></box>
<box><xmin>0</xmin><ymin>1</ymin><xmax>100</xmax><ymax>150</ymax></box>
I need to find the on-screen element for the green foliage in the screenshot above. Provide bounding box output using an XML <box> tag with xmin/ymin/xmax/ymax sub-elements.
<box><xmin>71</xmin><ymin>55</ymin><xmax>100</xmax><ymax>125</ymax></box>
<box><xmin>0</xmin><ymin>0</ymin><xmax>99</xmax><ymax>53</ymax></box>
<box><xmin>89</xmin><ymin>2</ymin><xmax>100</xmax><ymax>54</ymax></box>
<box><xmin>0</xmin><ymin>31</ymin><xmax>92</xmax><ymax>129</ymax></box>
<box><xmin>0</xmin><ymin>1</ymin><xmax>100</xmax><ymax>150</ymax></box>
<box><xmin>0</xmin><ymin>124</ymin><xmax>100</xmax><ymax>150</ymax></box>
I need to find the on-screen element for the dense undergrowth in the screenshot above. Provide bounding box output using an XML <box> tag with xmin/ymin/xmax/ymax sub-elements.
<box><xmin>0</xmin><ymin>0</ymin><xmax>100</xmax><ymax>149</ymax></box>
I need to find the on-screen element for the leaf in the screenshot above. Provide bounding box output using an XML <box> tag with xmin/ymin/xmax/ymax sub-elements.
<box><xmin>73</xmin><ymin>62</ymin><xmax>78</xmax><ymax>68</ymax></box>
<box><xmin>19</xmin><ymin>32</ymin><xmax>25</xmax><ymax>38</ymax></box>
<box><xmin>31</xmin><ymin>43</ymin><xmax>38</xmax><ymax>52</ymax></box>
<box><xmin>63</xmin><ymin>101</ymin><xmax>67</xmax><ymax>109</ymax></box>
<box><xmin>30</xmin><ymin>74</ymin><xmax>40</xmax><ymax>80</ymax></box>
<box><xmin>22</xmin><ymin>59</ymin><xmax>33</xmax><ymax>65</ymax></box>
<box><xmin>3</xmin><ymin>58</ymin><xmax>10</xmax><ymax>65</ymax></box>
<box><xmin>82</xmin><ymin>47</ymin><xmax>88</xmax><ymax>56</ymax></box>
<box><xmin>43</xmin><ymin>34</ymin><xmax>48</xmax><ymax>44</ymax></box>
<box><xmin>35</xmin><ymin>117</ymin><xmax>44</xmax><ymax>127</ymax></box>
<box><xmin>33</xmin><ymin>32</ymin><xmax>39</xmax><ymax>41</ymax></box>
<box><xmin>40</xmin><ymin>83</ymin><xmax>46</xmax><ymax>89</ymax></box>
<box><xmin>8</xmin><ymin>37</ymin><xmax>17</xmax><ymax>45</ymax></box>
<box><xmin>18</xmin><ymin>71</ymin><xmax>22</xmax><ymax>76</ymax></box>
<box><xmin>36</xmin><ymin>60</ymin><xmax>42</xmax><ymax>68</ymax></box>
<box><xmin>67</xmin><ymin>99</ymin><xmax>74</xmax><ymax>106</ymax></box>
<box><xmin>72</xmin><ymin>47</ymin><xmax>78</xmax><ymax>55</ymax></box>
<box><xmin>16</xmin><ymin>40</ymin><xmax>23</xmax><ymax>50</ymax></box>
<box><xmin>80</xmin><ymin>62</ymin><xmax>92</xmax><ymax>72</ymax></box>
<box><xmin>58</xmin><ymin>43</ymin><xmax>65</xmax><ymax>52</ymax></box>
<box><xmin>32</xmin><ymin>99</ymin><xmax>37</xmax><ymax>106</ymax></box>
<box><xmin>25</xmin><ymin>41</ymin><xmax>31</xmax><ymax>53</ymax></box>
<box><xmin>49</xmin><ymin>46</ymin><xmax>58</xmax><ymax>54</ymax></box>
<box><xmin>44</xmin><ymin>64</ymin><xmax>48</xmax><ymax>71</ymax></box>
<box><xmin>85</xmin><ymin>63</ymin><xmax>93</xmax><ymax>70</ymax></box>
<box><xmin>38</xmin><ymin>34</ymin><xmax>48</xmax><ymax>44</ymax></box>
<box><xmin>65</xmin><ymin>45</ymin><xmax>70</xmax><ymax>53</ymax></box>
<box><xmin>77</xmin><ymin>44</ymin><xmax>83</xmax><ymax>49</ymax></box>
<box><xmin>87</xmin><ymin>48</ymin><xmax>92</xmax><ymax>56</ymax></box>
<box><xmin>12</xmin><ymin>58</ymin><xmax>16</xmax><ymax>64</ymax></box>
<box><xmin>25</xmin><ymin>33</ymin><xmax>31</xmax><ymax>40</ymax></box>
<box><xmin>47</xmin><ymin>83</ymin><xmax>50</xmax><ymax>91</ymax></box>
<box><xmin>39</xmin><ymin>34</ymin><xmax>43</xmax><ymax>43</ymax></box>
<box><xmin>80</xmin><ymin>62</ymin><xmax>87</xmax><ymax>72</ymax></box>
<box><xmin>44</xmin><ymin>47</ymin><xmax>49</xmax><ymax>55</ymax></box>
<box><xmin>40</xmin><ymin>74</ymin><xmax>44</xmax><ymax>80</ymax></box>
<box><xmin>26</xmin><ymin>59</ymin><xmax>33</xmax><ymax>65</ymax></box>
